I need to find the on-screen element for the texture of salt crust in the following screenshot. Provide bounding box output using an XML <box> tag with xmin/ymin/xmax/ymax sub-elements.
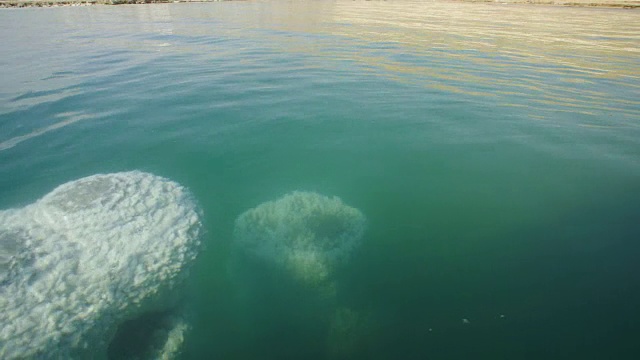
<box><xmin>0</xmin><ymin>171</ymin><xmax>202</xmax><ymax>359</ymax></box>
<box><xmin>234</xmin><ymin>191</ymin><xmax>365</xmax><ymax>279</ymax></box>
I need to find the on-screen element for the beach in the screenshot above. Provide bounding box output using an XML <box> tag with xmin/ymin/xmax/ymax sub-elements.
<box><xmin>1</xmin><ymin>0</ymin><xmax>639</xmax><ymax>8</ymax></box>
<box><xmin>0</xmin><ymin>0</ymin><xmax>221</xmax><ymax>8</ymax></box>
<box><xmin>458</xmin><ymin>0</ymin><xmax>639</xmax><ymax>8</ymax></box>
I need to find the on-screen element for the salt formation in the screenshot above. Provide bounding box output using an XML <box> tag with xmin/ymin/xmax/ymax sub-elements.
<box><xmin>231</xmin><ymin>191</ymin><xmax>369</xmax><ymax>356</ymax></box>
<box><xmin>233</xmin><ymin>191</ymin><xmax>366</xmax><ymax>288</ymax></box>
<box><xmin>0</xmin><ymin>171</ymin><xmax>202</xmax><ymax>359</ymax></box>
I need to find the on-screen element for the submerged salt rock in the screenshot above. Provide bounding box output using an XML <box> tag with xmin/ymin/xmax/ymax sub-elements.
<box><xmin>233</xmin><ymin>191</ymin><xmax>366</xmax><ymax>286</ymax></box>
<box><xmin>0</xmin><ymin>171</ymin><xmax>202</xmax><ymax>359</ymax></box>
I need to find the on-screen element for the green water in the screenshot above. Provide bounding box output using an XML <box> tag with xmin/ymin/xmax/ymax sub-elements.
<box><xmin>1</xmin><ymin>1</ymin><xmax>639</xmax><ymax>359</ymax></box>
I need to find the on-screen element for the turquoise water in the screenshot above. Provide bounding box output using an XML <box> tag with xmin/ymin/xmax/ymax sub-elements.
<box><xmin>1</xmin><ymin>1</ymin><xmax>639</xmax><ymax>359</ymax></box>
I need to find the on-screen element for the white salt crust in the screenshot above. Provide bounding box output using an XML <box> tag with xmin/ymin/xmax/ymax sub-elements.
<box><xmin>233</xmin><ymin>191</ymin><xmax>365</xmax><ymax>284</ymax></box>
<box><xmin>0</xmin><ymin>171</ymin><xmax>202</xmax><ymax>359</ymax></box>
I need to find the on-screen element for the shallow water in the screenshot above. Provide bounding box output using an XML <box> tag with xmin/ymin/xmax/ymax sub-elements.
<box><xmin>1</xmin><ymin>1</ymin><xmax>639</xmax><ymax>359</ymax></box>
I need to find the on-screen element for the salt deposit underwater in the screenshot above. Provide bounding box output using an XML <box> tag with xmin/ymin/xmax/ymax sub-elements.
<box><xmin>230</xmin><ymin>191</ymin><xmax>371</xmax><ymax>357</ymax></box>
<box><xmin>0</xmin><ymin>171</ymin><xmax>202</xmax><ymax>359</ymax></box>
<box><xmin>1</xmin><ymin>183</ymin><xmax>372</xmax><ymax>359</ymax></box>
<box><xmin>233</xmin><ymin>191</ymin><xmax>366</xmax><ymax>290</ymax></box>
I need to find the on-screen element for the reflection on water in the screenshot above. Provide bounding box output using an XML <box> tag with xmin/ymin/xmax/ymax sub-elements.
<box><xmin>327</xmin><ymin>1</ymin><xmax>640</xmax><ymax>111</ymax></box>
<box><xmin>0</xmin><ymin>111</ymin><xmax>103</xmax><ymax>151</ymax></box>
<box><xmin>4</xmin><ymin>0</ymin><xmax>633</xmax><ymax>163</ymax></box>
<box><xmin>3</xmin><ymin>2</ymin><xmax>638</xmax><ymax>121</ymax></box>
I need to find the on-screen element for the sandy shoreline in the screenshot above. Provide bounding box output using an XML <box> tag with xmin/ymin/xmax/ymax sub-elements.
<box><xmin>0</xmin><ymin>0</ymin><xmax>225</xmax><ymax>8</ymax></box>
<box><xmin>454</xmin><ymin>0</ymin><xmax>639</xmax><ymax>8</ymax></box>
<box><xmin>1</xmin><ymin>0</ymin><xmax>639</xmax><ymax>8</ymax></box>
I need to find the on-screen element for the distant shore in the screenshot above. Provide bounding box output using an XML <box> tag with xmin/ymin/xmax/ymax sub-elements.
<box><xmin>1</xmin><ymin>0</ymin><xmax>638</xmax><ymax>9</ymax></box>
<box><xmin>455</xmin><ymin>0</ymin><xmax>639</xmax><ymax>8</ymax></box>
<box><xmin>0</xmin><ymin>0</ymin><xmax>224</xmax><ymax>8</ymax></box>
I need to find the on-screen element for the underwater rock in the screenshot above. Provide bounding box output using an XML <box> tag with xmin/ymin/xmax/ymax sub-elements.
<box><xmin>232</xmin><ymin>191</ymin><xmax>366</xmax><ymax>288</ymax></box>
<box><xmin>0</xmin><ymin>171</ymin><xmax>202</xmax><ymax>359</ymax></box>
<box><xmin>229</xmin><ymin>191</ymin><xmax>367</xmax><ymax>354</ymax></box>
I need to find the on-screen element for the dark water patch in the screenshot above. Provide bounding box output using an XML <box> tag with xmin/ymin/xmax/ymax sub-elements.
<box><xmin>108</xmin><ymin>310</ymin><xmax>176</xmax><ymax>360</ymax></box>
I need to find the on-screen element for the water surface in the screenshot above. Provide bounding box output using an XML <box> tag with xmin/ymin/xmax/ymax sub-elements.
<box><xmin>1</xmin><ymin>1</ymin><xmax>639</xmax><ymax>359</ymax></box>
